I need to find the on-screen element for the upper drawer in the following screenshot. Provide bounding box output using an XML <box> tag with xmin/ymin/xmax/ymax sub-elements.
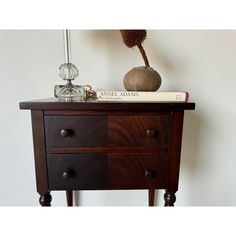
<box><xmin>45</xmin><ymin>116</ymin><xmax>108</xmax><ymax>147</ymax></box>
<box><xmin>109</xmin><ymin>115</ymin><xmax>170</xmax><ymax>148</ymax></box>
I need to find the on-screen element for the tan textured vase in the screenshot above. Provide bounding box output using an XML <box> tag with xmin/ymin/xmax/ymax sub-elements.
<box><xmin>123</xmin><ymin>66</ymin><xmax>162</xmax><ymax>91</ymax></box>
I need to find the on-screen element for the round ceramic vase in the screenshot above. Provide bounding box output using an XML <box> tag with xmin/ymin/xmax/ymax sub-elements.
<box><xmin>123</xmin><ymin>66</ymin><xmax>162</xmax><ymax>91</ymax></box>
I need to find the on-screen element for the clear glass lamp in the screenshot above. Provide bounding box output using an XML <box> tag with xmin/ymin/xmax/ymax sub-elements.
<box><xmin>54</xmin><ymin>30</ymin><xmax>85</xmax><ymax>101</ymax></box>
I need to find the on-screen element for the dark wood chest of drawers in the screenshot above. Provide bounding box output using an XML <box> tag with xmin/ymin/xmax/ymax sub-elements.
<box><xmin>20</xmin><ymin>98</ymin><xmax>195</xmax><ymax>206</ymax></box>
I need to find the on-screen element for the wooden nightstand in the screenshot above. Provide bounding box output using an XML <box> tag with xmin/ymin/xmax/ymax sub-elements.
<box><xmin>19</xmin><ymin>98</ymin><xmax>195</xmax><ymax>206</ymax></box>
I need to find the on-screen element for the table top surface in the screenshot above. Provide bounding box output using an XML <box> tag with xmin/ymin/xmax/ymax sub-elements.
<box><xmin>19</xmin><ymin>97</ymin><xmax>195</xmax><ymax>111</ymax></box>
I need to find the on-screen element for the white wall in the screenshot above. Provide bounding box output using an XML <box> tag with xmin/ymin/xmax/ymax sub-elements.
<box><xmin>0</xmin><ymin>30</ymin><xmax>235</xmax><ymax>206</ymax></box>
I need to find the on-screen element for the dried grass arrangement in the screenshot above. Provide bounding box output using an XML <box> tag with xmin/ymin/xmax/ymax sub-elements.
<box><xmin>120</xmin><ymin>30</ymin><xmax>150</xmax><ymax>67</ymax></box>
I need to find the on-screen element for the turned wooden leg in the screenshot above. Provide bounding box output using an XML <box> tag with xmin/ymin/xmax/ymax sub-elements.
<box><xmin>66</xmin><ymin>190</ymin><xmax>73</xmax><ymax>206</ymax></box>
<box><xmin>148</xmin><ymin>189</ymin><xmax>155</xmax><ymax>206</ymax></box>
<box><xmin>164</xmin><ymin>190</ymin><xmax>176</xmax><ymax>206</ymax></box>
<box><xmin>39</xmin><ymin>192</ymin><xmax>52</xmax><ymax>206</ymax></box>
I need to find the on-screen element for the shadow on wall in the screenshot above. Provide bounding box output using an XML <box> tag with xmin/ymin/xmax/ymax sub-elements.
<box><xmin>147</xmin><ymin>39</ymin><xmax>189</xmax><ymax>91</ymax></box>
<box><xmin>79</xmin><ymin>30</ymin><xmax>121</xmax><ymax>51</ymax></box>
<box><xmin>182</xmin><ymin>111</ymin><xmax>201</xmax><ymax>171</ymax></box>
<box><xmin>180</xmin><ymin>110</ymin><xmax>204</xmax><ymax>205</ymax></box>
<box><xmin>148</xmin><ymin>40</ymin><xmax>179</xmax><ymax>74</ymax></box>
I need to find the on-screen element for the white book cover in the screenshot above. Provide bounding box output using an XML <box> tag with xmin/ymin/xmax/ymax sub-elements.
<box><xmin>96</xmin><ymin>91</ymin><xmax>189</xmax><ymax>102</ymax></box>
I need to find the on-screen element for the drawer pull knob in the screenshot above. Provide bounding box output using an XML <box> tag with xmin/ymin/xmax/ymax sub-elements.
<box><xmin>61</xmin><ymin>129</ymin><xmax>72</xmax><ymax>137</ymax></box>
<box><xmin>146</xmin><ymin>129</ymin><xmax>156</xmax><ymax>137</ymax></box>
<box><xmin>63</xmin><ymin>169</ymin><xmax>73</xmax><ymax>179</ymax></box>
<box><xmin>145</xmin><ymin>169</ymin><xmax>155</xmax><ymax>179</ymax></box>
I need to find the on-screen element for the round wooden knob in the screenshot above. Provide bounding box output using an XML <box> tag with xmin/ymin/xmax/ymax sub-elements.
<box><xmin>145</xmin><ymin>169</ymin><xmax>155</xmax><ymax>179</ymax></box>
<box><xmin>63</xmin><ymin>170</ymin><xmax>73</xmax><ymax>179</ymax></box>
<box><xmin>60</xmin><ymin>129</ymin><xmax>72</xmax><ymax>137</ymax></box>
<box><xmin>146</xmin><ymin>129</ymin><xmax>156</xmax><ymax>137</ymax></box>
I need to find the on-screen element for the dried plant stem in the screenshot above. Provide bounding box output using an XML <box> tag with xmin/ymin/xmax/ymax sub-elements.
<box><xmin>137</xmin><ymin>42</ymin><xmax>150</xmax><ymax>67</ymax></box>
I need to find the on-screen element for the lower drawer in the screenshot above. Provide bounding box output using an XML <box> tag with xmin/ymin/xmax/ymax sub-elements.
<box><xmin>47</xmin><ymin>154</ymin><xmax>168</xmax><ymax>190</ymax></box>
<box><xmin>108</xmin><ymin>154</ymin><xmax>168</xmax><ymax>189</ymax></box>
<box><xmin>47</xmin><ymin>154</ymin><xmax>107</xmax><ymax>190</ymax></box>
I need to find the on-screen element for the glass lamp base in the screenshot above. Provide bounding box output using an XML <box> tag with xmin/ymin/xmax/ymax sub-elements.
<box><xmin>54</xmin><ymin>83</ymin><xmax>85</xmax><ymax>102</ymax></box>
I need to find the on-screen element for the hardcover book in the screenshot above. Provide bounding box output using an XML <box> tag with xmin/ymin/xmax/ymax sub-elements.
<box><xmin>96</xmin><ymin>91</ymin><xmax>189</xmax><ymax>102</ymax></box>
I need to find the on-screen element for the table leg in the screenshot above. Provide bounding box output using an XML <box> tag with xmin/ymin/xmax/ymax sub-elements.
<box><xmin>66</xmin><ymin>190</ymin><xmax>73</xmax><ymax>206</ymax></box>
<box><xmin>164</xmin><ymin>190</ymin><xmax>176</xmax><ymax>206</ymax></box>
<box><xmin>39</xmin><ymin>192</ymin><xmax>52</xmax><ymax>206</ymax></box>
<box><xmin>148</xmin><ymin>189</ymin><xmax>155</xmax><ymax>206</ymax></box>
